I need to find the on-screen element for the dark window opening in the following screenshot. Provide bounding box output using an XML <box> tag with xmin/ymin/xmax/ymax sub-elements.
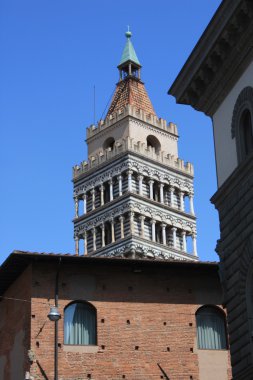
<box><xmin>103</xmin><ymin>137</ymin><xmax>115</xmax><ymax>151</ymax></box>
<box><xmin>241</xmin><ymin>109</ymin><xmax>253</xmax><ymax>157</ymax></box>
<box><xmin>104</xmin><ymin>222</ymin><xmax>112</xmax><ymax>245</ymax></box>
<box><xmin>146</xmin><ymin>135</ymin><xmax>161</xmax><ymax>154</ymax></box>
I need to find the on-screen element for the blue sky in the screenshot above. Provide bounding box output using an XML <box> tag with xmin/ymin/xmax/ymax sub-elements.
<box><xmin>0</xmin><ymin>0</ymin><xmax>222</xmax><ymax>263</ymax></box>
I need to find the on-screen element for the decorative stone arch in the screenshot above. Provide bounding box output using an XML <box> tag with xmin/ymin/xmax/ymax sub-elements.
<box><xmin>163</xmin><ymin>175</ymin><xmax>172</xmax><ymax>185</ymax></box>
<box><xmin>146</xmin><ymin>135</ymin><xmax>161</xmax><ymax>154</ymax></box>
<box><xmin>231</xmin><ymin>86</ymin><xmax>253</xmax><ymax>163</ymax></box>
<box><xmin>182</xmin><ymin>181</ymin><xmax>192</xmax><ymax>193</ymax></box>
<box><xmin>165</xmin><ymin>216</ymin><xmax>173</xmax><ymax>226</ymax></box>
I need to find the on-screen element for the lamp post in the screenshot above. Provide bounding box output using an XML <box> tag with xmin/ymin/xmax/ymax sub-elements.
<box><xmin>48</xmin><ymin>306</ymin><xmax>61</xmax><ymax>380</ymax></box>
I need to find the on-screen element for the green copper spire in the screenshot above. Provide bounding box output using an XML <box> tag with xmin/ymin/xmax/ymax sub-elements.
<box><xmin>119</xmin><ymin>29</ymin><xmax>141</xmax><ymax>66</ymax></box>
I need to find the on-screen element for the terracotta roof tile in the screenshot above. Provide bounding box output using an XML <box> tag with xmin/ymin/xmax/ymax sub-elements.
<box><xmin>106</xmin><ymin>78</ymin><xmax>156</xmax><ymax>117</ymax></box>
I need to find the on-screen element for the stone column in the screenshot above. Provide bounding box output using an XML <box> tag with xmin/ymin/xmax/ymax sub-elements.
<box><xmin>159</xmin><ymin>183</ymin><xmax>164</xmax><ymax>203</ymax></box>
<box><xmin>83</xmin><ymin>193</ymin><xmax>87</xmax><ymax>214</ymax></box>
<box><xmin>149</xmin><ymin>180</ymin><xmax>154</xmax><ymax>200</ymax></box>
<box><xmin>192</xmin><ymin>233</ymin><xmax>197</xmax><ymax>256</ymax></box>
<box><xmin>151</xmin><ymin>219</ymin><xmax>156</xmax><ymax>242</ymax></box>
<box><xmin>92</xmin><ymin>228</ymin><xmax>96</xmax><ymax>251</ymax></box>
<box><xmin>109</xmin><ymin>179</ymin><xmax>114</xmax><ymax>201</ymax></box>
<box><xmin>84</xmin><ymin>231</ymin><xmax>87</xmax><ymax>256</ymax></box>
<box><xmin>181</xmin><ymin>230</ymin><xmax>187</xmax><ymax>252</ymax></box>
<box><xmin>139</xmin><ymin>215</ymin><xmax>145</xmax><ymax>238</ymax></box>
<box><xmin>91</xmin><ymin>188</ymin><xmax>95</xmax><ymax>210</ymax></box>
<box><xmin>172</xmin><ymin>227</ymin><xmax>177</xmax><ymax>249</ymax></box>
<box><xmin>100</xmin><ymin>185</ymin><xmax>104</xmax><ymax>206</ymax></box>
<box><xmin>189</xmin><ymin>193</ymin><xmax>195</xmax><ymax>216</ymax></box>
<box><xmin>74</xmin><ymin>196</ymin><xmax>79</xmax><ymax>218</ymax></box>
<box><xmin>101</xmin><ymin>223</ymin><xmax>105</xmax><ymax>247</ymax></box>
<box><xmin>129</xmin><ymin>211</ymin><xmax>135</xmax><ymax>235</ymax></box>
<box><xmin>119</xmin><ymin>216</ymin><xmax>124</xmax><ymax>238</ymax></box>
<box><xmin>117</xmin><ymin>175</ymin><xmax>122</xmax><ymax>196</ymax></box>
<box><xmin>111</xmin><ymin>218</ymin><xmax>115</xmax><ymax>243</ymax></box>
<box><xmin>138</xmin><ymin>175</ymin><xmax>144</xmax><ymax>196</ymax></box>
<box><xmin>75</xmin><ymin>236</ymin><xmax>79</xmax><ymax>255</ymax></box>
<box><xmin>169</xmin><ymin>186</ymin><xmax>175</xmax><ymax>208</ymax></box>
<box><xmin>127</xmin><ymin>170</ymin><xmax>133</xmax><ymax>192</ymax></box>
<box><xmin>179</xmin><ymin>191</ymin><xmax>184</xmax><ymax>212</ymax></box>
<box><xmin>161</xmin><ymin>223</ymin><xmax>166</xmax><ymax>245</ymax></box>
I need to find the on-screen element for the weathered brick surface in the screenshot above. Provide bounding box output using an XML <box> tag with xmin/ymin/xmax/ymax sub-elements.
<box><xmin>0</xmin><ymin>266</ymin><xmax>32</xmax><ymax>379</ymax></box>
<box><xmin>0</xmin><ymin>256</ymin><xmax>232</xmax><ymax>380</ymax></box>
<box><xmin>26</xmin><ymin>260</ymin><xmax>230</xmax><ymax>380</ymax></box>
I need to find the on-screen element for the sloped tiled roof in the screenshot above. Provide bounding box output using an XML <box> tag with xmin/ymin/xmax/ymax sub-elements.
<box><xmin>106</xmin><ymin>78</ymin><xmax>156</xmax><ymax>117</ymax></box>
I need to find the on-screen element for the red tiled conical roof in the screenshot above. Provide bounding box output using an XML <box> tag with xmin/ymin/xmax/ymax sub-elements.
<box><xmin>106</xmin><ymin>78</ymin><xmax>156</xmax><ymax>118</ymax></box>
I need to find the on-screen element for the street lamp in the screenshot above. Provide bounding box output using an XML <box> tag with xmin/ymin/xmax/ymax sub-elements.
<box><xmin>48</xmin><ymin>306</ymin><xmax>61</xmax><ymax>322</ymax></box>
<box><xmin>48</xmin><ymin>306</ymin><xmax>61</xmax><ymax>380</ymax></box>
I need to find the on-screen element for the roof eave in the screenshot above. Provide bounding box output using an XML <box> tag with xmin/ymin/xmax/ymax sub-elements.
<box><xmin>168</xmin><ymin>0</ymin><xmax>245</xmax><ymax>116</ymax></box>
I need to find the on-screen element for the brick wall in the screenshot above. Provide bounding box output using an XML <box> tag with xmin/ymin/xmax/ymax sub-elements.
<box><xmin>0</xmin><ymin>265</ymin><xmax>32</xmax><ymax>379</ymax></box>
<box><xmin>27</xmin><ymin>260</ymin><xmax>231</xmax><ymax>380</ymax></box>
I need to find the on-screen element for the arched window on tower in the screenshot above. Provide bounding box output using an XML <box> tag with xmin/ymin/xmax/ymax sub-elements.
<box><xmin>196</xmin><ymin>305</ymin><xmax>227</xmax><ymax>350</ymax></box>
<box><xmin>146</xmin><ymin>135</ymin><xmax>161</xmax><ymax>154</ymax></box>
<box><xmin>103</xmin><ymin>137</ymin><xmax>115</xmax><ymax>151</ymax></box>
<box><xmin>64</xmin><ymin>301</ymin><xmax>97</xmax><ymax>345</ymax></box>
<box><xmin>231</xmin><ymin>87</ymin><xmax>253</xmax><ymax>163</ymax></box>
<box><xmin>240</xmin><ymin>109</ymin><xmax>253</xmax><ymax>159</ymax></box>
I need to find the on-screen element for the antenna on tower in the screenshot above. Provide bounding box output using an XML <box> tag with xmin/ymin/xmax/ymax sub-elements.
<box><xmin>93</xmin><ymin>85</ymin><xmax>96</xmax><ymax>125</ymax></box>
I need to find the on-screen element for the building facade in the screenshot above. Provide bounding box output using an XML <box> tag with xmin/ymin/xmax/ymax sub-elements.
<box><xmin>0</xmin><ymin>251</ymin><xmax>231</xmax><ymax>380</ymax></box>
<box><xmin>169</xmin><ymin>0</ymin><xmax>253</xmax><ymax>378</ymax></box>
<box><xmin>0</xmin><ymin>31</ymin><xmax>233</xmax><ymax>380</ymax></box>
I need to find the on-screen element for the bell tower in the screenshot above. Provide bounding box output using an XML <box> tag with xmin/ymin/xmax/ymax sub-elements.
<box><xmin>72</xmin><ymin>31</ymin><xmax>197</xmax><ymax>260</ymax></box>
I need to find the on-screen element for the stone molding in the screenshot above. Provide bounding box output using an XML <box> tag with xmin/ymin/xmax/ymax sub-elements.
<box><xmin>74</xmin><ymin>198</ymin><xmax>196</xmax><ymax>235</ymax></box>
<box><xmin>130</xmin><ymin>118</ymin><xmax>178</xmax><ymax>141</ymax></box>
<box><xmin>73</xmin><ymin>155</ymin><xmax>194</xmax><ymax>196</ymax></box>
<box><xmin>211</xmin><ymin>150</ymin><xmax>253</xmax><ymax>208</ymax></box>
<box><xmin>86</xmin><ymin>104</ymin><xmax>178</xmax><ymax>140</ymax></box>
<box><xmin>169</xmin><ymin>0</ymin><xmax>253</xmax><ymax>116</ymax></box>
<box><xmin>91</xmin><ymin>236</ymin><xmax>198</xmax><ymax>262</ymax></box>
<box><xmin>231</xmin><ymin>86</ymin><xmax>253</xmax><ymax>138</ymax></box>
<box><xmin>231</xmin><ymin>86</ymin><xmax>253</xmax><ymax>163</ymax></box>
<box><xmin>73</xmin><ymin>138</ymin><xmax>193</xmax><ymax>180</ymax></box>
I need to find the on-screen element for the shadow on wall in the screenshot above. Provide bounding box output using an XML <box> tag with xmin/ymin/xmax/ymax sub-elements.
<box><xmin>32</xmin><ymin>262</ymin><xmax>222</xmax><ymax>306</ymax></box>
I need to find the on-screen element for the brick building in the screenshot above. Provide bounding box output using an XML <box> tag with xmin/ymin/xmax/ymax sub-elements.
<box><xmin>0</xmin><ymin>251</ymin><xmax>231</xmax><ymax>380</ymax></box>
<box><xmin>0</xmin><ymin>31</ymin><xmax>232</xmax><ymax>379</ymax></box>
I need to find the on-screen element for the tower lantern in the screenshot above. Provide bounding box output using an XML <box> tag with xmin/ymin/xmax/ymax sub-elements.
<box><xmin>118</xmin><ymin>30</ymin><xmax>141</xmax><ymax>80</ymax></box>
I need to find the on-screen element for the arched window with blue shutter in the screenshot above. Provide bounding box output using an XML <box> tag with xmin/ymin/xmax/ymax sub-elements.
<box><xmin>196</xmin><ymin>305</ymin><xmax>227</xmax><ymax>350</ymax></box>
<box><xmin>64</xmin><ymin>301</ymin><xmax>97</xmax><ymax>345</ymax></box>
